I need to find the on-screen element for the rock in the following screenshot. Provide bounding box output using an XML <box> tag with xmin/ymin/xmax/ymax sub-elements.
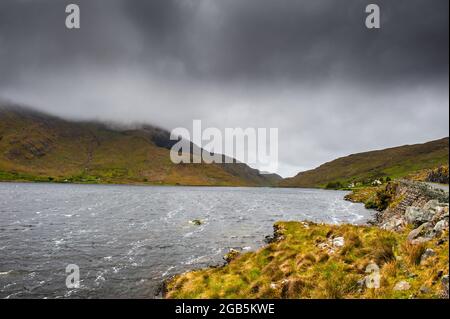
<box><xmin>317</xmin><ymin>236</ymin><xmax>344</xmax><ymax>254</ymax></box>
<box><xmin>357</xmin><ymin>278</ymin><xmax>366</xmax><ymax>288</ymax></box>
<box><xmin>317</xmin><ymin>242</ymin><xmax>336</xmax><ymax>254</ymax></box>
<box><xmin>356</xmin><ymin>277</ymin><xmax>368</xmax><ymax>293</ymax></box>
<box><xmin>364</xmin><ymin>263</ymin><xmax>381</xmax><ymax>289</ymax></box>
<box><xmin>442</xmin><ymin>275</ymin><xmax>449</xmax><ymax>299</ymax></box>
<box><xmin>433</xmin><ymin>219</ymin><xmax>449</xmax><ymax>234</ymax></box>
<box><xmin>264</xmin><ymin>235</ymin><xmax>275</xmax><ymax>244</ymax></box>
<box><xmin>419</xmin><ymin>285</ymin><xmax>431</xmax><ymax>294</ymax></box>
<box><xmin>265</xmin><ymin>225</ymin><xmax>285</xmax><ymax>243</ymax></box>
<box><xmin>411</xmin><ymin>237</ymin><xmax>431</xmax><ymax>245</ymax></box>
<box><xmin>190</xmin><ymin>219</ymin><xmax>202</xmax><ymax>226</ymax></box>
<box><xmin>301</xmin><ymin>222</ymin><xmax>310</xmax><ymax>229</ymax></box>
<box><xmin>420</xmin><ymin>248</ymin><xmax>436</xmax><ymax>264</ymax></box>
<box><xmin>223</xmin><ymin>248</ymin><xmax>240</xmax><ymax>263</ymax></box>
<box><xmin>393</xmin><ymin>281</ymin><xmax>411</xmax><ymax>291</ymax></box>
<box><xmin>332</xmin><ymin>237</ymin><xmax>345</xmax><ymax>247</ymax></box>
<box><xmin>405</xmin><ymin>207</ymin><xmax>434</xmax><ymax>226</ymax></box>
<box><xmin>423</xmin><ymin>200</ymin><xmax>440</xmax><ymax>212</ymax></box>
<box><xmin>431</xmin><ymin>206</ymin><xmax>449</xmax><ymax>228</ymax></box>
<box><xmin>381</xmin><ymin>217</ymin><xmax>405</xmax><ymax>231</ymax></box>
<box><xmin>432</xmin><ymin>206</ymin><xmax>449</xmax><ymax>221</ymax></box>
<box><xmin>407</xmin><ymin>222</ymin><xmax>430</xmax><ymax>242</ymax></box>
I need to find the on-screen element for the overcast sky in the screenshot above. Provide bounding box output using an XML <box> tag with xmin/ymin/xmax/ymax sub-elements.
<box><xmin>0</xmin><ymin>0</ymin><xmax>448</xmax><ymax>177</ymax></box>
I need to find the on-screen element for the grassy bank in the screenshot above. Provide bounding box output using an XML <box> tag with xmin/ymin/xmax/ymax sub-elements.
<box><xmin>0</xmin><ymin>170</ymin><xmax>250</xmax><ymax>187</ymax></box>
<box><xmin>165</xmin><ymin>221</ymin><xmax>448</xmax><ymax>299</ymax></box>
<box><xmin>344</xmin><ymin>184</ymin><xmax>390</xmax><ymax>210</ymax></box>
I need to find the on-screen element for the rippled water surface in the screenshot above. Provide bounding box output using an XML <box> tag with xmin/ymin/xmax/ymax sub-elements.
<box><xmin>0</xmin><ymin>182</ymin><xmax>373</xmax><ymax>298</ymax></box>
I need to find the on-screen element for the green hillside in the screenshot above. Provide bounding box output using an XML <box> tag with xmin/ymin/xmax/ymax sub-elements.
<box><xmin>281</xmin><ymin>138</ymin><xmax>449</xmax><ymax>188</ymax></box>
<box><xmin>0</xmin><ymin>104</ymin><xmax>281</xmax><ymax>186</ymax></box>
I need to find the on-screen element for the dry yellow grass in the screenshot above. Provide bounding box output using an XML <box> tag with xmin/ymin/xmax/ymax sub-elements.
<box><xmin>166</xmin><ymin>222</ymin><xmax>449</xmax><ymax>299</ymax></box>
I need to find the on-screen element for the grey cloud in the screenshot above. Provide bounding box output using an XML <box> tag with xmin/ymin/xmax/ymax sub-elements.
<box><xmin>0</xmin><ymin>0</ymin><xmax>448</xmax><ymax>177</ymax></box>
<box><xmin>1</xmin><ymin>0</ymin><xmax>448</xmax><ymax>84</ymax></box>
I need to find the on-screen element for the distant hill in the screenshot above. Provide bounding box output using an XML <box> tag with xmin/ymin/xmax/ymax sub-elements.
<box><xmin>280</xmin><ymin>137</ymin><xmax>449</xmax><ymax>188</ymax></box>
<box><xmin>0</xmin><ymin>103</ymin><xmax>281</xmax><ymax>186</ymax></box>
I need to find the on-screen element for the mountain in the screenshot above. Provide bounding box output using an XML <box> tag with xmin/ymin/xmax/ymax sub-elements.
<box><xmin>281</xmin><ymin>137</ymin><xmax>449</xmax><ymax>188</ymax></box>
<box><xmin>0</xmin><ymin>103</ymin><xmax>281</xmax><ymax>186</ymax></box>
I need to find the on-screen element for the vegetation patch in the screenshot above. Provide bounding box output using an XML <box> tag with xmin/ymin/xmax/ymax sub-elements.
<box><xmin>344</xmin><ymin>182</ymin><xmax>398</xmax><ymax>211</ymax></box>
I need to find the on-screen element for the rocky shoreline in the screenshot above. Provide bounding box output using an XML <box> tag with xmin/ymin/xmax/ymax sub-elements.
<box><xmin>163</xmin><ymin>179</ymin><xmax>449</xmax><ymax>299</ymax></box>
<box><xmin>365</xmin><ymin>180</ymin><xmax>449</xmax><ymax>298</ymax></box>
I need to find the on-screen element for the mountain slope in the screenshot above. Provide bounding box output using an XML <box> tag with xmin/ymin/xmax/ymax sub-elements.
<box><xmin>281</xmin><ymin>138</ymin><xmax>449</xmax><ymax>188</ymax></box>
<box><xmin>0</xmin><ymin>104</ymin><xmax>281</xmax><ymax>186</ymax></box>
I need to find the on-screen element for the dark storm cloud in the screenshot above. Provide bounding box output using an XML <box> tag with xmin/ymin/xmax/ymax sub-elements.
<box><xmin>1</xmin><ymin>0</ymin><xmax>447</xmax><ymax>84</ymax></box>
<box><xmin>0</xmin><ymin>0</ymin><xmax>448</xmax><ymax>176</ymax></box>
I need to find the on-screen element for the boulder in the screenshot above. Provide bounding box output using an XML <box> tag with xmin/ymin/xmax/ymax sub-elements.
<box><xmin>419</xmin><ymin>285</ymin><xmax>431</xmax><ymax>294</ymax></box>
<box><xmin>433</xmin><ymin>219</ymin><xmax>449</xmax><ymax>234</ymax></box>
<box><xmin>393</xmin><ymin>281</ymin><xmax>411</xmax><ymax>291</ymax></box>
<box><xmin>435</xmin><ymin>206</ymin><xmax>449</xmax><ymax>217</ymax></box>
<box><xmin>407</xmin><ymin>222</ymin><xmax>430</xmax><ymax>242</ymax></box>
<box><xmin>364</xmin><ymin>263</ymin><xmax>381</xmax><ymax>289</ymax></box>
<box><xmin>223</xmin><ymin>248</ymin><xmax>240</xmax><ymax>263</ymax></box>
<box><xmin>420</xmin><ymin>248</ymin><xmax>436</xmax><ymax>264</ymax></box>
<box><xmin>405</xmin><ymin>206</ymin><xmax>434</xmax><ymax>226</ymax></box>
<box><xmin>317</xmin><ymin>236</ymin><xmax>345</xmax><ymax>254</ymax></box>
<box><xmin>422</xmin><ymin>200</ymin><xmax>440</xmax><ymax>212</ymax></box>
<box><xmin>332</xmin><ymin>237</ymin><xmax>345</xmax><ymax>247</ymax></box>
<box><xmin>190</xmin><ymin>219</ymin><xmax>202</xmax><ymax>226</ymax></box>
<box><xmin>381</xmin><ymin>217</ymin><xmax>405</xmax><ymax>231</ymax></box>
<box><xmin>264</xmin><ymin>235</ymin><xmax>276</xmax><ymax>244</ymax></box>
<box><xmin>431</xmin><ymin>205</ymin><xmax>449</xmax><ymax>223</ymax></box>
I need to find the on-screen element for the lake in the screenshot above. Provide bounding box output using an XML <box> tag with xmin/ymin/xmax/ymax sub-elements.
<box><xmin>0</xmin><ymin>182</ymin><xmax>373</xmax><ymax>298</ymax></box>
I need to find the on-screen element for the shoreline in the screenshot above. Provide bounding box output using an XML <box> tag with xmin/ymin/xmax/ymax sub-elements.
<box><xmin>0</xmin><ymin>179</ymin><xmax>280</xmax><ymax>189</ymax></box>
<box><xmin>159</xmin><ymin>192</ymin><xmax>376</xmax><ymax>299</ymax></box>
<box><xmin>0</xmin><ymin>179</ymin><xmax>348</xmax><ymax>191</ymax></box>
<box><xmin>163</xmin><ymin>180</ymin><xmax>449</xmax><ymax>299</ymax></box>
